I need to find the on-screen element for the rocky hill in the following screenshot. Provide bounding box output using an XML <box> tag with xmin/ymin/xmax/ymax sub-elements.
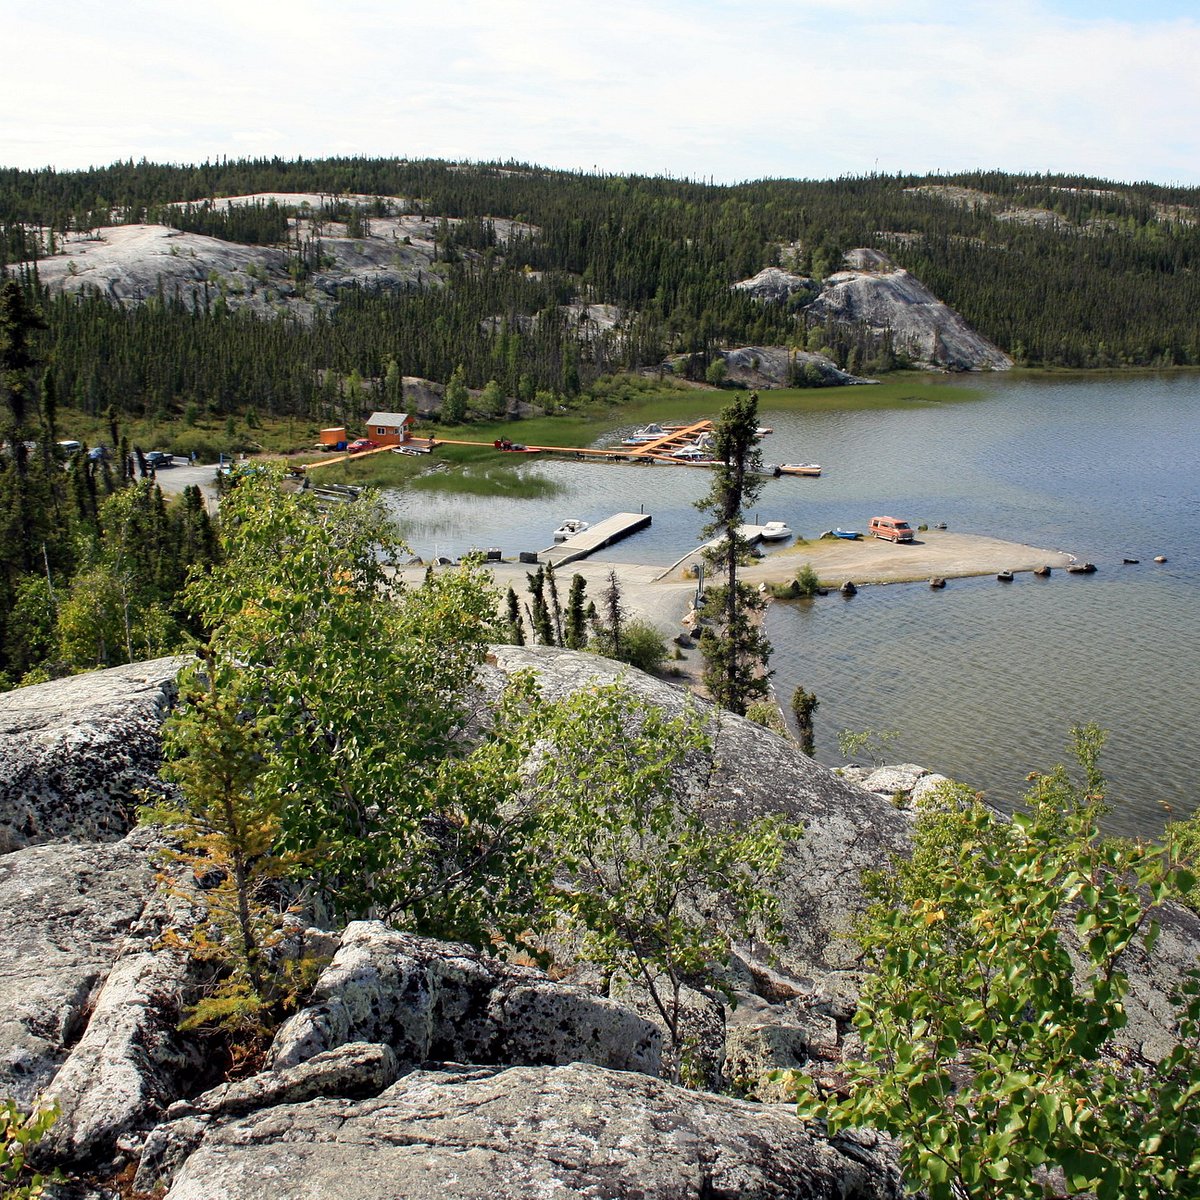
<box><xmin>2</xmin><ymin>651</ymin><xmax>1199</xmax><ymax>1197</ymax></box>
<box><xmin>734</xmin><ymin>251</ymin><xmax>1013</xmax><ymax>372</ymax></box>
<box><xmin>19</xmin><ymin>195</ymin><xmax>1009</xmax><ymax>376</ymax></box>
<box><xmin>21</xmin><ymin>200</ymin><xmax>533</xmax><ymax>322</ymax></box>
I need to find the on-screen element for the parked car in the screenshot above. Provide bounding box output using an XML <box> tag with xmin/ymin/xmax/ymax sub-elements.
<box><xmin>347</xmin><ymin>439</ymin><xmax>378</xmax><ymax>453</ymax></box>
<box><xmin>145</xmin><ymin>450</ymin><xmax>174</xmax><ymax>469</ymax></box>
<box><xmin>868</xmin><ymin>516</ymin><xmax>915</xmax><ymax>543</ymax></box>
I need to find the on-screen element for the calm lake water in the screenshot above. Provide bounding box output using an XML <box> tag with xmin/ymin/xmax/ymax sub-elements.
<box><xmin>384</xmin><ymin>373</ymin><xmax>1200</xmax><ymax>837</ymax></box>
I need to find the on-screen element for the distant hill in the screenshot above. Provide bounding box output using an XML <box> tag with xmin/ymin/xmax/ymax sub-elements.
<box><xmin>1</xmin><ymin>158</ymin><xmax>1197</xmax><ymax>421</ymax></box>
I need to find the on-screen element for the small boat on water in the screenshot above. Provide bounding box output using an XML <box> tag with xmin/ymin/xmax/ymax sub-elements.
<box><xmin>621</xmin><ymin>423</ymin><xmax>667</xmax><ymax>446</ymax></box>
<box><xmin>756</xmin><ymin>426</ymin><xmax>774</xmax><ymax>436</ymax></box>
<box><xmin>553</xmin><ymin>518</ymin><xmax>590</xmax><ymax>540</ymax></box>
<box><xmin>832</xmin><ymin>528</ymin><xmax>862</xmax><ymax>540</ymax></box>
<box><xmin>758</xmin><ymin>520</ymin><xmax>793</xmax><ymax>541</ymax></box>
<box><xmin>776</xmin><ymin>462</ymin><xmax>822</xmax><ymax>477</ymax></box>
<box><xmin>1067</xmin><ymin>561</ymin><xmax>1097</xmax><ymax>574</ymax></box>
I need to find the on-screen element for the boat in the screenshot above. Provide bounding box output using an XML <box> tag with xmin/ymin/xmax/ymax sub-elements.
<box><xmin>997</xmin><ymin>570</ymin><xmax>1014</xmax><ymax>582</ymax></box>
<box><xmin>832</xmin><ymin>528</ymin><xmax>862</xmax><ymax>540</ymax></box>
<box><xmin>620</xmin><ymin>423</ymin><xmax>667</xmax><ymax>446</ymax></box>
<box><xmin>669</xmin><ymin>446</ymin><xmax>713</xmax><ymax>462</ymax></box>
<box><xmin>553</xmin><ymin>518</ymin><xmax>590</xmax><ymax>540</ymax></box>
<box><xmin>776</xmin><ymin>462</ymin><xmax>822</xmax><ymax>477</ymax></box>
<box><xmin>758</xmin><ymin>521</ymin><xmax>793</xmax><ymax>541</ymax></box>
<box><xmin>756</xmin><ymin>426</ymin><xmax>774</xmax><ymax>436</ymax></box>
<box><xmin>1067</xmin><ymin>561</ymin><xmax>1097</xmax><ymax>574</ymax></box>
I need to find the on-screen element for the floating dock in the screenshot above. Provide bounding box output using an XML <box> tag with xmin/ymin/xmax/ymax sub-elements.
<box><xmin>540</xmin><ymin>512</ymin><xmax>652</xmax><ymax>567</ymax></box>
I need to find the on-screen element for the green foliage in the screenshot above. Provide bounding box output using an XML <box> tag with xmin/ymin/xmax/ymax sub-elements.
<box><xmin>790</xmin><ymin>685</ymin><xmax>818</xmax><ymax>756</ymax></box>
<box><xmin>442</xmin><ymin>364</ymin><xmax>469</xmax><ymax>424</ymax></box>
<box><xmin>564</xmin><ymin>573</ymin><xmax>588</xmax><ymax>650</ymax></box>
<box><xmin>0</xmin><ymin>1099</ymin><xmax>59</xmax><ymax>1199</ymax></box>
<box><xmin>797</xmin><ymin>728</ymin><xmax>1200</xmax><ymax>1200</ymax></box>
<box><xmin>1167</xmin><ymin>812</ymin><xmax>1200</xmax><ymax>912</ymax></box>
<box><xmin>152</xmin><ymin>647</ymin><xmax>318</xmax><ymax>1045</ymax></box>
<box><xmin>768</xmin><ymin>563</ymin><xmax>822</xmax><ymax>600</ymax></box>
<box><xmin>744</xmin><ymin>699</ymin><xmax>787</xmax><ymax>736</ymax></box>
<box><xmin>837</xmin><ymin>726</ymin><xmax>899</xmax><ymax>767</ymax></box>
<box><xmin>593</xmin><ymin>617</ymin><xmax>669</xmax><ymax>675</ymax></box>
<box><xmin>527</xmin><ymin>681</ymin><xmax>801</xmax><ymax>1079</ymax></box>
<box><xmin>175</xmin><ymin>469</ymin><xmax>545</xmax><ymax>946</ymax></box>
<box><xmin>793</xmin><ymin>562</ymin><xmax>821</xmax><ymax>597</ymax></box>
<box><xmin>4</xmin><ymin>161</ymin><xmax>1200</xmax><ymax>437</ymax></box>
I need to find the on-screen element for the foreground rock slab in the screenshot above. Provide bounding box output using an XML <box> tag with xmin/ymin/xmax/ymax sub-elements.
<box><xmin>270</xmin><ymin>922</ymin><xmax>662</xmax><ymax>1076</ymax></box>
<box><xmin>0</xmin><ymin>656</ymin><xmax>185</xmax><ymax>852</ymax></box>
<box><xmin>166</xmin><ymin>1062</ymin><xmax>905</xmax><ymax>1200</ymax></box>
<box><xmin>0</xmin><ymin>835</ymin><xmax>158</xmax><ymax>1105</ymax></box>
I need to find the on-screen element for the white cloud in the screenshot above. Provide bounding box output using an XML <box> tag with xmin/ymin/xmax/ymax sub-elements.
<box><xmin>1</xmin><ymin>0</ymin><xmax>1197</xmax><ymax>184</ymax></box>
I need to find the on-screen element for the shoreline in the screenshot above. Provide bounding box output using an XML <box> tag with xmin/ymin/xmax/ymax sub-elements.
<box><xmin>403</xmin><ymin>529</ymin><xmax>1077</xmax><ymax>693</ymax></box>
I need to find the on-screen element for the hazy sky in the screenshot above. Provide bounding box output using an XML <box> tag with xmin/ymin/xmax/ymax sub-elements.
<box><xmin>3</xmin><ymin>0</ymin><xmax>1197</xmax><ymax>185</ymax></box>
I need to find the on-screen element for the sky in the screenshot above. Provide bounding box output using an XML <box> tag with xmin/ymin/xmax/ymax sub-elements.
<box><xmin>2</xmin><ymin>0</ymin><xmax>1198</xmax><ymax>186</ymax></box>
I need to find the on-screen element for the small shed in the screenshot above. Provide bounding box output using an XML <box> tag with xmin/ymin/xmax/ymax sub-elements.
<box><xmin>365</xmin><ymin>412</ymin><xmax>414</xmax><ymax>446</ymax></box>
<box><xmin>319</xmin><ymin>426</ymin><xmax>348</xmax><ymax>448</ymax></box>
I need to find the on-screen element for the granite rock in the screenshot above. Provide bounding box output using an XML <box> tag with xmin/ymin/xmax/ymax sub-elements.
<box><xmin>0</xmin><ymin>656</ymin><xmax>185</xmax><ymax>853</ymax></box>
<box><xmin>164</xmin><ymin>1062</ymin><xmax>907</xmax><ymax>1200</ymax></box>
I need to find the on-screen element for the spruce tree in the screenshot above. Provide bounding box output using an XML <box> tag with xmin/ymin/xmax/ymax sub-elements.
<box><xmin>565</xmin><ymin>574</ymin><xmax>588</xmax><ymax>649</ymax></box>
<box><xmin>695</xmin><ymin>391</ymin><xmax>771</xmax><ymax>715</ymax></box>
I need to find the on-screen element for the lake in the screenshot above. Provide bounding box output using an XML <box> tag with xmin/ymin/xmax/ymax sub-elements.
<box><xmin>384</xmin><ymin>372</ymin><xmax>1200</xmax><ymax>837</ymax></box>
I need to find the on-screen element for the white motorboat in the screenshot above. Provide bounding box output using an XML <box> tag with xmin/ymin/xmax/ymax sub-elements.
<box><xmin>759</xmin><ymin>520</ymin><xmax>793</xmax><ymax>541</ymax></box>
<box><xmin>620</xmin><ymin>422</ymin><xmax>667</xmax><ymax>446</ymax></box>
<box><xmin>553</xmin><ymin>518</ymin><xmax>590</xmax><ymax>540</ymax></box>
<box><xmin>670</xmin><ymin>445</ymin><xmax>714</xmax><ymax>462</ymax></box>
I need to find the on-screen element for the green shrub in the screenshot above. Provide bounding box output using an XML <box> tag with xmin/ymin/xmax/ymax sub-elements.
<box><xmin>797</xmin><ymin>727</ymin><xmax>1200</xmax><ymax>1200</ymax></box>
<box><xmin>744</xmin><ymin>700</ymin><xmax>787</xmax><ymax>735</ymax></box>
<box><xmin>593</xmin><ymin>618</ymin><xmax>669</xmax><ymax>674</ymax></box>
<box><xmin>1</xmin><ymin>1099</ymin><xmax>59</xmax><ymax>1198</ymax></box>
<box><xmin>793</xmin><ymin>563</ymin><xmax>821</xmax><ymax>597</ymax></box>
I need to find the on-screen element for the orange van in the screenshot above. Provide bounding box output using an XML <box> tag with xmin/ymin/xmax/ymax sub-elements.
<box><xmin>868</xmin><ymin>516</ymin><xmax>914</xmax><ymax>543</ymax></box>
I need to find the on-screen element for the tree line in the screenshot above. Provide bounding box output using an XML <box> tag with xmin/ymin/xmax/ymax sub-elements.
<box><xmin>0</xmin><ymin>158</ymin><xmax>1196</xmax><ymax>425</ymax></box>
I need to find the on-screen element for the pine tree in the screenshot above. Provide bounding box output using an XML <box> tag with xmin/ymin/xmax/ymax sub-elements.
<box><xmin>696</xmin><ymin>391</ymin><xmax>771</xmax><ymax>715</ymax></box>
<box><xmin>505</xmin><ymin>585</ymin><xmax>525</xmax><ymax>645</ymax></box>
<box><xmin>565</xmin><ymin>574</ymin><xmax>588</xmax><ymax>649</ymax></box>
<box><xmin>442</xmin><ymin>364</ymin><xmax>469</xmax><ymax>424</ymax></box>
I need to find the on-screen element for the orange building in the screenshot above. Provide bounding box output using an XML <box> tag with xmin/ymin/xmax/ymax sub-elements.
<box><xmin>365</xmin><ymin>412</ymin><xmax>414</xmax><ymax>446</ymax></box>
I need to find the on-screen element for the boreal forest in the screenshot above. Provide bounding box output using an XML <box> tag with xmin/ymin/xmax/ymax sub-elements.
<box><xmin>0</xmin><ymin>158</ymin><xmax>1198</xmax><ymax>426</ymax></box>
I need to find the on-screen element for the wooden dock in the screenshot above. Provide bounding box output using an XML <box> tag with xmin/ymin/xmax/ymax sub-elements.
<box><xmin>540</xmin><ymin>512</ymin><xmax>652</xmax><ymax>567</ymax></box>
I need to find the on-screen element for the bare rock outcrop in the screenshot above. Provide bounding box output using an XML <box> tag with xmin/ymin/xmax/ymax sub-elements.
<box><xmin>806</xmin><ymin>254</ymin><xmax>1012</xmax><ymax>371</ymax></box>
<box><xmin>0</xmin><ymin>834</ymin><xmax>159</xmax><ymax>1106</ymax></box>
<box><xmin>733</xmin><ymin>266</ymin><xmax>818</xmax><ymax>304</ymax></box>
<box><xmin>718</xmin><ymin>345</ymin><xmax>868</xmax><ymax>388</ymax></box>
<box><xmin>163</xmin><ymin>1062</ymin><xmax>906</xmax><ymax>1200</ymax></box>
<box><xmin>135</xmin><ymin>1042</ymin><xmax>401</xmax><ymax>1194</ymax></box>
<box><xmin>0</xmin><ymin>655</ymin><xmax>186</xmax><ymax>853</ymax></box>
<box><xmin>0</xmin><ymin>825</ymin><xmax>200</xmax><ymax>1167</ymax></box>
<box><xmin>269</xmin><ymin>922</ymin><xmax>662</xmax><ymax>1077</ymax></box>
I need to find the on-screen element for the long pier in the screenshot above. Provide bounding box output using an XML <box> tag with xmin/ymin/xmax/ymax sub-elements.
<box><xmin>540</xmin><ymin>512</ymin><xmax>652</xmax><ymax>567</ymax></box>
<box><xmin>434</xmin><ymin>420</ymin><xmax>717</xmax><ymax>467</ymax></box>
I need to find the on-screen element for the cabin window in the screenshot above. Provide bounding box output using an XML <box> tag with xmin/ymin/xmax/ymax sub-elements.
<box><xmin>376</xmin><ymin>427</ymin><xmax>386</xmax><ymax>435</ymax></box>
